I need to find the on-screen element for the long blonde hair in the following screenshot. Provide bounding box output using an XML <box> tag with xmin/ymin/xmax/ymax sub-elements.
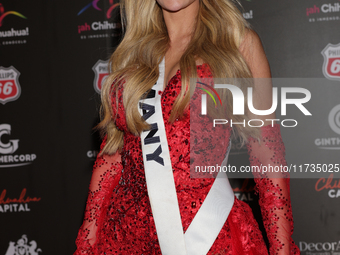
<box><xmin>98</xmin><ymin>0</ymin><xmax>257</xmax><ymax>155</ymax></box>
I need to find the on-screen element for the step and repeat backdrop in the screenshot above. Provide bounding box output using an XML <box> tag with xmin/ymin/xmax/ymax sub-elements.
<box><xmin>1</xmin><ymin>0</ymin><xmax>340</xmax><ymax>254</ymax></box>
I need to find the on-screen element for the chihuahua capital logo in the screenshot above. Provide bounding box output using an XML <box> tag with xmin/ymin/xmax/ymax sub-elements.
<box><xmin>0</xmin><ymin>4</ymin><xmax>27</xmax><ymax>27</ymax></box>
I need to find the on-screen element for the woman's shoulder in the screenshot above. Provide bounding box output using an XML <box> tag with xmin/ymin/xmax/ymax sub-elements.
<box><xmin>240</xmin><ymin>29</ymin><xmax>262</xmax><ymax>51</ymax></box>
<box><xmin>239</xmin><ymin>29</ymin><xmax>271</xmax><ymax>79</ymax></box>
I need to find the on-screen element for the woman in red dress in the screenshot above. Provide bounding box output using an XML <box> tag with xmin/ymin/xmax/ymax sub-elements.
<box><xmin>75</xmin><ymin>0</ymin><xmax>300</xmax><ymax>254</ymax></box>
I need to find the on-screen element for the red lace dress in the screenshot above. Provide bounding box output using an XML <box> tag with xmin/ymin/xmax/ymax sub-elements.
<box><xmin>74</xmin><ymin>65</ymin><xmax>300</xmax><ymax>255</ymax></box>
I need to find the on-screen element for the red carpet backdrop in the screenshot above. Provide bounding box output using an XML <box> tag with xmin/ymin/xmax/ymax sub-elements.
<box><xmin>0</xmin><ymin>0</ymin><xmax>340</xmax><ymax>254</ymax></box>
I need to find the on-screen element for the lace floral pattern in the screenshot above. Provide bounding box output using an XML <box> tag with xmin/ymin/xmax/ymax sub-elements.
<box><xmin>75</xmin><ymin>138</ymin><xmax>123</xmax><ymax>255</ymax></box>
<box><xmin>74</xmin><ymin>65</ymin><xmax>299</xmax><ymax>255</ymax></box>
<box><xmin>247</xmin><ymin>125</ymin><xmax>300</xmax><ymax>255</ymax></box>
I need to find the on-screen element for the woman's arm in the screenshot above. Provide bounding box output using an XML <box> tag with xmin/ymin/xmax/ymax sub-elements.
<box><xmin>240</xmin><ymin>30</ymin><xmax>300</xmax><ymax>255</ymax></box>
<box><xmin>74</xmin><ymin>137</ymin><xmax>123</xmax><ymax>255</ymax></box>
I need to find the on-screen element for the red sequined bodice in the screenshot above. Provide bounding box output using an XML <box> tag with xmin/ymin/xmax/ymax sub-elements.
<box><xmin>74</xmin><ymin>65</ymin><xmax>300</xmax><ymax>255</ymax></box>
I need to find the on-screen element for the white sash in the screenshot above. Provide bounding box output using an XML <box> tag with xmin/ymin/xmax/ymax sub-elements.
<box><xmin>139</xmin><ymin>58</ymin><xmax>234</xmax><ymax>255</ymax></box>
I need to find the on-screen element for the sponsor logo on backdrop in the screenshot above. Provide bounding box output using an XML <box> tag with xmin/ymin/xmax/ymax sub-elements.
<box><xmin>0</xmin><ymin>188</ymin><xmax>41</xmax><ymax>213</ymax></box>
<box><xmin>314</xmin><ymin>105</ymin><xmax>340</xmax><ymax>197</ymax></box>
<box><xmin>329</xmin><ymin>104</ymin><xmax>340</xmax><ymax>135</ymax></box>
<box><xmin>233</xmin><ymin>178</ymin><xmax>254</xmax><ymax>201</ymax></box>
<box><xmin>315</xmin><ymin>174</ymin><xmax>340</xmax><ymax>198</ymax></box>
<box><xmin>243</xmin><ymin>10</ymin><xmax>253</xmax><ymax>20</ymax></box>
<box><xmin>5</xmin><ymin>235</ymin><xmax>42</xmax><ymax>255</ymax></box>
<box><xmin>314</xmin><ymin>104</ymin><xmax>340</xmax><ymax>150</ymax></box>
<box><xmin>306</xmin><ymin>2</ymin><xmax>340</xmax><ymax>22</ymax></box>
<box><xmin>77</xmin><ymin>0</ymin><xmax>121</xmax><ymax>40</ymax></box>
<box><xmin>299</xmin><ymin>240</ymin><xmax>340</xmax><ymax>254</ymax></box>
<box><xmin>0</xmin><ymin>124</ymin><xmax>37</xmax><ymax>168</ymax></box>
<box><xmin>87</xmin><ymin>150</ymin><xmax>99</xmax><ymax>159</ymax></box>
<box><xmin>0</xmin><ymin>3</ymin><xmax>29</xmax><ymax>45</ymax></box>
<box><xmin>78</xmin><ymin>0</ymin><xmax>119</xmax><ymax>18</ymax></box>
<box><xmin>0</xmin><ymin>3</ymin><xmax>26</xmax><ymax>27</ymax></box>
<box><xmin>93</xmin><ymin>59</ymin><xmax>109</xmax><ymax>94</ymax></box>
<box><xmin>322</xmin><ymin>43</ymin><xmax>340</xmax><ymax>81</ymax></box>
<box><xmin>0</xmin><ymin>66</ymin><xmax>21</xmax><ymax>104</ymax></box>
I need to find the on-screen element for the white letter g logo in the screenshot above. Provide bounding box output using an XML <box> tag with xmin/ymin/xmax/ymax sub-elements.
<box><xmin>0</xmin><ymin>124</ymin><xmax>19</xmax><ymax>154</ymax></box>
